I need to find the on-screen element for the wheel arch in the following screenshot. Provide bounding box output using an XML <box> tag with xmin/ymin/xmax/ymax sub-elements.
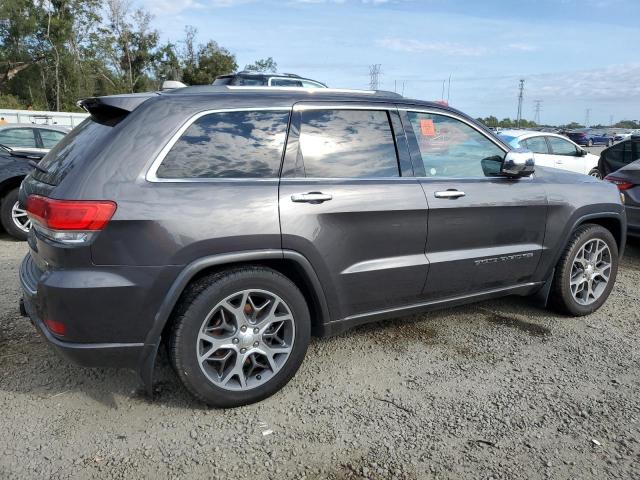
<box><xmin>137</xmin><ymin>249</ymin><xmax>331</xmax><ymax>394</ymax></box>
<box><xmin>0</xmin><ymin>175</ymin><xmax>25</xmax><ymax>202</ymax></box>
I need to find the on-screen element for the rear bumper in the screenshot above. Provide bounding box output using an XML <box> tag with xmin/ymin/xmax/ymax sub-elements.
<box><xmin>20</xmin><ymin>294</ymin><xmax>143</xmax><ymax>368</ymax></box>
<box><xmin>18</xmin><ymin>253</ymin><xmax>172</xmax><ymax>369</ymax></box>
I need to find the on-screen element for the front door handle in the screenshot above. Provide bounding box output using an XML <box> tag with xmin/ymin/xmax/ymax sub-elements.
<box><xmin>434</xmin><ymin>190</ymin><xmax>466</xmax><ymax>199</ymax></box>
<box><xmin>291</xmin><ymin>192</ymin><xmax>333</xmax><ymax>203</ymax></box>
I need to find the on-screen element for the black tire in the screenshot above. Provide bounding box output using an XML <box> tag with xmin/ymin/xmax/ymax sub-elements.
<box><xmin>0</xmin><ymin>188</ymin><xmax>29</xmax><ymax>241</ymax></box>
<box><xmin>169</xmin><ymin>266</ymin><xmax>311</xmax><ymax>408</ymax></box>
<box><xmin>588</xmin><ymin>168</ymin><xmax>602</xmax><ymax>179</ymax></box>
<box><xmin>548</xmin><ymin>224</ymin><xmax>618</xmax><ymax>316</ymax></box>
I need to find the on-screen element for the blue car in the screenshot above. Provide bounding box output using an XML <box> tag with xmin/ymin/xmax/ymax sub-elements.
<box><xmin>566</xmin><ymin>130</ymin><xmax>614</xmax><ymax>147</ymax></box>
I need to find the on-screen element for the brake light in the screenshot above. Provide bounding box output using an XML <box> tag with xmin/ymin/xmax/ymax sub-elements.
<box><xmin>604</xmin><ymin>176</ymin><xmax>634</xmax><ymax>191</ymax></box>
<box><xmin>26</xmin><ymin>195</ymin><xmax>116</xmax><ymax>244</ymax></box>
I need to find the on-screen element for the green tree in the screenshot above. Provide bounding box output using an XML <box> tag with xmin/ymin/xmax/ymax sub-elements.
<box><xmin>244</xmin><ymin>57</ymin><xmax>277</xmax><ymax>73</ymax></box>
<box><xmin>182</xmin><ymin>39</ymin><xmax>236</xmax><ymax>85</ymax></box>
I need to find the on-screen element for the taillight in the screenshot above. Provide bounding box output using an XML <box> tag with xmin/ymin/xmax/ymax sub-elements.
<box><xmin>26</xmin><ymin>195</ymin><xmax>117</xmax><ymax>244</ymax></box>
<box><xmin>44</xmin><ymin>318</ymin><xmax>66</xmax><ymax>336</ymax></box>
<box><xmin>604</xmin><ymin>176</ymin><xmax>634</xmax><ymax>191</ymax></box>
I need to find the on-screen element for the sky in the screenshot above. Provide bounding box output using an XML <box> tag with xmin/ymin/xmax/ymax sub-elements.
<box><xmin>138</xmin><ymin>0</ymin><xmax>640</xmax><ymax>126</ymax></box>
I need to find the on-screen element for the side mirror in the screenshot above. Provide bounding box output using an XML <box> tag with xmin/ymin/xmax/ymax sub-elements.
<box><xmin>579</xmin><ymin>148</ymin><xmax>588</xmax><ymax>156</ymax></box>
<box><xmin>502</xmin><ymin>149</ymin><xmax>535</xmax><ymax>177</ymax></box>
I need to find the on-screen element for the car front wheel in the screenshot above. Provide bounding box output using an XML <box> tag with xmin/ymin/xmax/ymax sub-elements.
<box><xmin>0</xmin><ymin>188</ymin><xmax>30</xmax><ymax>241</ymax></box>
<box><xmin>169</xmin><ymin>266</ymin><xmax>311</xmax><ymax>407</ymax></box>
<box><xmin>548</xmin><ymin>224</ymin><xmax>618</xmax><ymax>316</ymax></box>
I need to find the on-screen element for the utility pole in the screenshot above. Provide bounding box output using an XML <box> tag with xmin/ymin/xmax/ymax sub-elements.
<box><xmin>585</xmin><ymin>108</ymin><xmax>591</xmax><ymax>128</ymax></box>
<box><xmin>609</xmin><ymin>114</ymin><xmax>614</xmax><ymax>127</ymax></box>
<box><xmin>533</xmin><ymin>99</ymin><xmax>542</xmax><ymax>125</ymax></box>
<box><xmin>516</xmin><ymin>79</ymin><xmax>525</xmax><ymax>128</ymax></box>
<box><xmin>369</xmin><ymin>64</ymin><xmax>381</xmax><ymax>91</ymax></box>
<box><xmin>447</xmin><ymin>74</ymin><xmax>451</xmax><ymax>103</ymax></box>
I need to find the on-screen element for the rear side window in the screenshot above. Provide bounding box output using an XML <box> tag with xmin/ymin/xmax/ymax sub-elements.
<box><xmin>297</xmin><ymin>109</ymin><xmax>399</xmax><ymax>178</ymax></box>
<box><xmin>523</xmin><ymin>136</ymin><xmax>549</xmax><ymax>154</ymax></box>
<box><xmin>156</xmin><ymin>110</ymin><xmax>289</xmax><ymax>179</ymax></box>
<box><xmin>38</xmin><ymin>129</ymin><xmax>66</xmax><ymax>148</ymax></box>
<box><xmin>0</xmin><ymin>128</ymin><xmax>36</xmax><ymax>148</ymax></box>
<box><xmin>603</xmin><ymin>141</ymin><xmax>635</xmax><ymax>172</ymax></box>
<box><xmin>270</xmin><ymin>78</ymin><xmax>303</xmax><ymax>87</ymax></box>
<box><xmin>33</xmin><ymin>119</ymin><xmax>113</xmax><ymax>185</ymax></box>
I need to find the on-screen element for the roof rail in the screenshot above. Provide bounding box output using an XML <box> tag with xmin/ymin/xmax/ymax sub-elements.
<box><xmin>224</xmin><ymin>86</ymin><xmax>402</xmax><ymax>97</ymax></box>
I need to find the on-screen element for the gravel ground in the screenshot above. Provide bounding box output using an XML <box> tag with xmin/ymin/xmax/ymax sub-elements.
<box><xmin>0</xmin><ymin>232</ymin><xmax>639</xmax><ymax>479</ymax></box>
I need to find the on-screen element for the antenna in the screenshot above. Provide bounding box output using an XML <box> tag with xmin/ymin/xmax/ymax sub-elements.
<box><xmin>369</xmin><ymin>64</ymin><xmax>381</xmax><ymax>90</ymax></box>
<box><xmin>516</xmin><ymin>79</ymin><xmax>525</xmax><ymax>128</ymax></box>
<box><xmin>533</xmin><ymin>99</ymin><xmax>542</xmax><ymax>125</ymax></box>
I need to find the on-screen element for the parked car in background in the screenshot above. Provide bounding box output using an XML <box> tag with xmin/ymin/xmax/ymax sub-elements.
<box><xmin>613</xmin><ymin>131</ymin><xmax>633</xmax><ymax>142</ymax></box>
<box><xmin>0</xmin><ymin>145</ymin><xmax>45</xmax><ymax>239</ymax></box>
<box><xmin>213</xmin><ymin>71</ymin><xmax>327</xmax><ymax>88</ymax></box>
<box><xmin>566</xmin><ymin>130</ymin><xmax>614</xmax><ymax>147</ymax></box>
<box><xmin>498</xmin><ymin>130</ymin><xmax>600</xmax><ymax>177</ymax></box>
<box><xmin>600</xmin><ymin>136</ymin><xmax>640</xmax><ymax>237</ymax></box>
<box><xmin>18</xmin><ymin>86</ymin><xmax>625</xmax><ymax>408</ymax></box>
<box><xmin>0</xmin><ymin>124</ymin><xmax>69</xmax><ymax>154</ymax></box>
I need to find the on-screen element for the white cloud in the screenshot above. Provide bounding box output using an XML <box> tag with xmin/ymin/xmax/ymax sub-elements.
<box><xmin>377</xmin><ymin>37</ymin><xmax>488</xmax><ymax>57</ymax></box>
<box><xmin>507</xmin><ymin>43</ymin><xmax>537</xmax><ymax>52</ymax></box>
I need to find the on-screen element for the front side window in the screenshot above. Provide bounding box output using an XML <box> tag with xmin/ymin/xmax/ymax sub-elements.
<box><xmin>406</xmin><ymin>112</ymin><xmax>504</xmax><ymax>178</ymax></box>
<box><xmin>547</xmin><ymin>136</ymin><xmax>578</xmax><ymax>156</ymax></box>
<box><xmin>156</xmin><ymin>110</ymin><xmax>289</xmax><ymax>179</ymax></box>
<box><xmin>523</xmin><ymin>136</ymin><xmax>549</xmax><ymax>154</ymax></box>
<box><xmin>0</xmin><ymin>128</ymin><xmax>37</xmax><ymax>148</ymax></box>
<box><xmin>297</xmin><ymin>109</ymin><xmax>399</xmax><ymax>178</ymax></box>
<box><xmin>301</xmin><ymin>80</ymin><xmax>325</xmax><ymax>88</ymax></box>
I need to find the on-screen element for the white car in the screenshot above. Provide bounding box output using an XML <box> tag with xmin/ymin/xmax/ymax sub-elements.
<box><xmin>497</xmin><ymin>130</ymin><xmax>600</xmax><ymax>178</ymax></box>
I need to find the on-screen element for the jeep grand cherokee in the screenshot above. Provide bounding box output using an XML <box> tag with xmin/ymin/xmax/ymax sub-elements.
<box><xmin>19</xmin><ymin>86</ymin><xmax>626</xmax><ymax>407</ymax></box>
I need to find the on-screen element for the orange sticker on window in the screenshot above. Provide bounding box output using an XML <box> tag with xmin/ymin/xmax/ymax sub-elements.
<box><xmin>420</xmin><ymin>119</ymin><xmax>436</xmax><ymax>137</ymax></box>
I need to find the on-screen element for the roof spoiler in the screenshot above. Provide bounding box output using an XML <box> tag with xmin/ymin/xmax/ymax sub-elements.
<box><xmin>77</xmin><ymin>93</ymin><xmax>159</xmax><ymax>125</ymax></box>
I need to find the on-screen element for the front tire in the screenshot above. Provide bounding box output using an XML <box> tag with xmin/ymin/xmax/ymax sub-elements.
<box><xmin>548</xmin><ymin>224</ymin><xmax>618</xmax><ymax>316</ymax></box>
<box><xmin>169</xmin><ymin>266</ymin><xmax>311</xmax><ymax>407</ymax></box>
<box><xmin>0</xmin><ymin>188</ymin><xmax>30</xmax><ymax>241</ymax></box>
<box><xmin>588</xmin><ymin>168</ymin><xmax>602</xmax><ymax>179</ymax></box>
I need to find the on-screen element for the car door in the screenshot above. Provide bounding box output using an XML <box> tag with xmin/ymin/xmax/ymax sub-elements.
<box><xmin>521</xmin><ymin>135</ymin><xmax>555</xmax><ymax>168</ymax></box>
<box><xmin>399</xmin><ymin>108</ymin><xmax>547</xmax><ymax>300</ymax></box>
<box><xmin>0</xmin><ymin>127</ymin><xmax>38</xmax><ymax>150</ymax></box>
<box><xmin>279</xmin><ymin>104</ymin><xmax>429</xmax><ymax>321</ymax></box>
<box><xmin>546</xmin><ymin>135</ymin><xmax>585</xmax><ymax>174</ymax></box>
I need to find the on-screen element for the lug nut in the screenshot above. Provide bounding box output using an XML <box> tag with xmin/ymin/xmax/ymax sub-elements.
<box><xmin>253</xmin><ymin>328</ymin><xmax>259</xmax><ymax>334</ymax></box>
<box><xmin>253</xmin><ymin>341</ymin><xmax>259</xmax><ymax>347</ymax></box>
<box><xmin>232</xmin><ymin>338</ymin><xmax>239</xmax><ymax>344</ymax></box>
<box><xmin>256</xmin><ymin>375</ymin><xmax>261</xmax><ymax>380</ymax></box>
<box><xmin>240</xmin><ymin>348</ymin><xmax>246</xmax><ymax>353</ymax></box>
<box><xmin>240</xmin><ymin>325</ymin><xmax>247</xmax><ymax>332</ymax></box>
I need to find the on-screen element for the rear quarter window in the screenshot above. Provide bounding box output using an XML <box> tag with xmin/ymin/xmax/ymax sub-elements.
<box><xmin>155</xmin><ymin>110</ymin><xmax>290</xmax><ymax>179</ymax></box>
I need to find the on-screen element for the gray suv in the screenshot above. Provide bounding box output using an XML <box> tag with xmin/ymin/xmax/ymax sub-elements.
<box><xmin>18</xmin><ymin>86</ymin><xmax>626</xmax><ymax>407</ymax></box>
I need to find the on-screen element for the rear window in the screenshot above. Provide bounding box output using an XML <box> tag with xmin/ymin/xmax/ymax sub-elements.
<box><xmin>32</xmin><ymin>119</ymin><xmax>113</xmax><ymax>185</ymax></box>
<box><xmin>156</xmin><ymin>110</ymin><xmax>290</xmax><ymax>179</ymax></box>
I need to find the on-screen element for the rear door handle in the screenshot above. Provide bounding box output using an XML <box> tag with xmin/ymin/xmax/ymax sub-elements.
<box><xmin>291</xmin><ymin>192</ymin><xmax>333</xmax><ymax>203</ymax></box>
<box><xmin>434</xmin><ymin>190</ymin><xmax>465</xmax><ymax>199</ymax></box>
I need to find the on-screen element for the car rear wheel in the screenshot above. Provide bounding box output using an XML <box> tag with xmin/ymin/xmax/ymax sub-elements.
<box><xmin>169</xmin><ymin>266</ymin><xmax>311</xmax><ymax>407</ymax></box>
<box><xmin>548</xmin><ymin>224</ymin><xmax>618</xmax><ymax>316</ymax></box>
<box><xmin>0</xmin><ymin>188</ymin><xmax>30</xmax><ymax>241</ymax></box>
<box><xmin>587</xmin><ymin>139</ymin><xmax>593</xmax><ymax>147</ymax></box>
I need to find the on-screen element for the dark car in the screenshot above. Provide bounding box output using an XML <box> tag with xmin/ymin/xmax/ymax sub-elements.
<box><xmin>213</xmin><ymin>71</ymin><xmax>327</xmax><ymax>88</ymax></box>
<box><xmin>19</xmin><ymin>87</ymin><xmax>626</xmax><ymax>407</ymax></box>
<box><xmin>600</xmin><ymin>136</ymin><xmax>640</xmax><ymax>236</ymax></box>
<box><xmin>566</xmin><ymin>130</ymin><xmax>614</xmax><ymax>147</ymax></box>
<box><xmin>0</xmin><ymin>145</ymin><xmax>45</xmax><ymax>239</ymax></box>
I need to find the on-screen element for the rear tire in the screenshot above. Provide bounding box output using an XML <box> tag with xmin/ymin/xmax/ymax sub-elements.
<box><xmin>0</xmin><ymin>188</ymin><xmax>29</xmax><ymax>241</ymax></box>
<box><xmin>587</xmin><ymin>139</ymin><xmax>593</xmax><ymax>147</ymax></box>
<box><xmin>548</xmin><ymin>224</ymin><xmax>618</xmax><ymax>316</ymax></box>
<box><xmin>169</xmin><ymin>266</ymin><xmax>311</xmax><ymax>407</ymax></box>
<box><xmin>588</xmin><ymin>168</ymin><xmax>602</xmax><ymax>179</ymax></box>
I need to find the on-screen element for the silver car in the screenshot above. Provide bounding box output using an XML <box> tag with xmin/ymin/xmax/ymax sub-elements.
<box><xmin>0</xmin><ymin>124</ymin><xmax>70</xmax><ymax>154</ymax></box>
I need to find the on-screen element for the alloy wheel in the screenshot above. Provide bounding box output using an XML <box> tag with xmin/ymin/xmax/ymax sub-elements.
<box><xmin>196</xmin><ymin>289</ymin><xmax>295</xmax><ymax>391</ymax></box>
<box><xmin>11</xmin><ymin>201</ymin><xmax>31</xmax><ymax>233</ymax></box>
<box><xmin>570</xmin><ymin>238</ymin><xmax>611</xmax><ymax>305</ymax></box>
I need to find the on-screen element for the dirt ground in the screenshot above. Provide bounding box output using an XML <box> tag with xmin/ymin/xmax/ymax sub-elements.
<box><xmin>0</xmin><ymin>233</ymin><xmax>638</xmax><ymax>479</ymax></box>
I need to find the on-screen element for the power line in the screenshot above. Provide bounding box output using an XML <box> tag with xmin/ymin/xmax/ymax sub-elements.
<box><xmin>534</xmin><ymin>99</ymin><xmax>542</xmax><ymax>125</ymax></box>
<box><xmin>369</xmin><ymin>64</ymin><xmax>381</xmax><ymax>90</ymax></box>
<box><xmin>516</xmin><ymin>79</ymin><xmax>525</xmax><ymax>128</ymax></box>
